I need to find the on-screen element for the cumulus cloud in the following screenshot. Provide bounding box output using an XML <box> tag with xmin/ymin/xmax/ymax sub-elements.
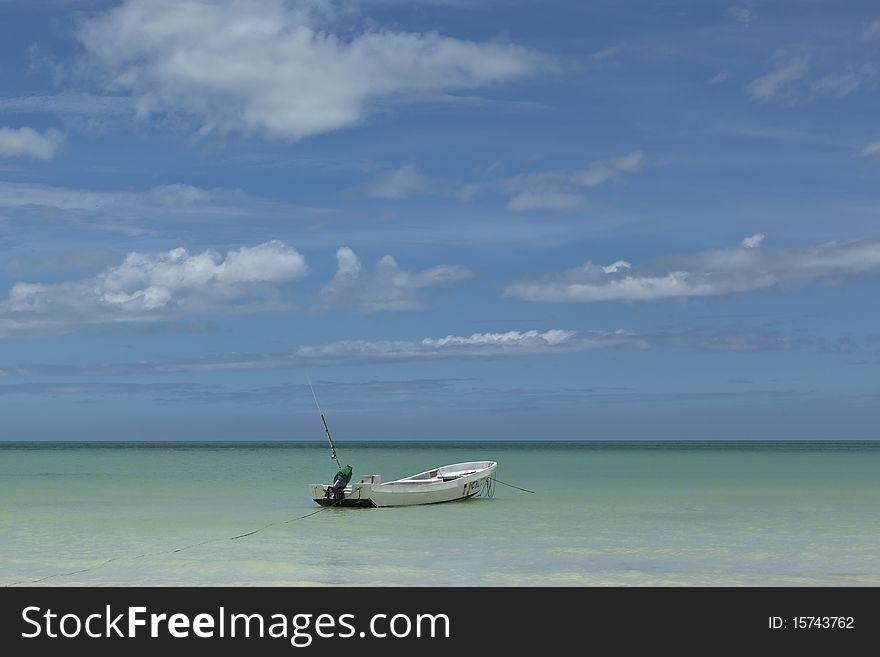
<box><xmin>860</xmin><ymin>142</ymin><xmax>880</xmax><ymax>157</ymax></box>
<box><xmin>78</xmin><ymin>0</ymin><xmax>546</xmax><ymax>141</ymax></box>
<box><xmin>504</xmin><ymin>236</ymin><xmax>880</xmax><ymax>303</ymax></box>
<box><xmin>2</xmin><ymin>322</ymin><xmax>812</xmax><ymax>376</ymax></box>
<box><xmin>741</xmin><ymin>233</ymin><xmax>764</xmax><ymax>248</ymax></box>
<box><xmin>708</xmin><ymin>71</ymin><xmax>730</xmax><ymax>85</ymax></box>
<box><xmin>747</xmin><ymin>59</ymin><xmax>808</xmax><ymax>101</ymax></box>
<box><xmin>294</xmin><ymin>329</ymin><xmax>636</xmax><ymax>364</ymax></box>
<box><xmin>0</xmin><ymin>241</ymin><xmax>308</xmax><ymax>337</ymax></box>
<box><xmin>141</xmin><ymin>326</ymin><xmax>800</xmax><ymax>372</ymax></box>
<box><xmin>294</xmin><ymin>327</ymin><xmax>802</xmax><ymax>364</ymax></box>
<box><xmin>470</xmin><ymin>151</ymin><xmax>644</xmax><ymax>212</ymax></box>
<box><xmin>361</xmin><ymin>165</ymin><xmax>446</xmax><ymax>199</ymax></box>
<box><xmin>318</xmin><ymin>247</ymin><xmax>472</xmax><ymax>312</ymax></box>
<box><xmin>0</xmin><ymin>127</ymin><xmax>64</xmax><ymax>160</ymax></box>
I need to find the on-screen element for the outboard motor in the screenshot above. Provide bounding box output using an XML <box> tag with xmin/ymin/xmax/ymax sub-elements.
<box><xmin>325</xmin><ymin>465</ymin><xmax>353</xmax><ymax>504</ymax></box>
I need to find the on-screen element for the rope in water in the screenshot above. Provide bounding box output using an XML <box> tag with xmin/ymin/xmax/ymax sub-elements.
<box><xmin>4</xmin><ymin>477</ymin><xmax>534</xmax><ymax>586</ymax></box>
<box><xmin>3</xmin><ymin>506</ymin><xmax>331</xmax><ymax>588</ymax></box>
<box><xmin>228</xmin><ymin>506</ymin><xmax>328</xmax><ymax>540</ymax></box>
<box><xmin>491</xmin><ymin>477</ymin><xmax>536</xmax><ymax>494</ymax></box>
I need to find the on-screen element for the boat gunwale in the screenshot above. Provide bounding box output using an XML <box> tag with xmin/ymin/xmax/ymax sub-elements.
<box><xmin>389</xmin><ymin>460</ymin><xmax>497</xmax><ymax>484</ymax></box>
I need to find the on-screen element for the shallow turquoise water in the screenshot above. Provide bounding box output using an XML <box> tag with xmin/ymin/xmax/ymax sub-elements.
<box><xmin>1</xmin><ymin>441</ymin><xmax>878</xmax><ymax>586</ymax></box>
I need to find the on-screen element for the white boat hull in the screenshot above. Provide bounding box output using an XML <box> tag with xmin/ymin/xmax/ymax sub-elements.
<box><xmin>309</xmin><ymin>461</ymin><xmax>497</xmax><ymax>508</ymax></box>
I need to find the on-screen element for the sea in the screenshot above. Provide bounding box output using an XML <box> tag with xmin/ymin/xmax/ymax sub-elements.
<box><xmin>1</xmin><ymin>441</ymin><xmax>878</xmax><ymax>586</ymax></box>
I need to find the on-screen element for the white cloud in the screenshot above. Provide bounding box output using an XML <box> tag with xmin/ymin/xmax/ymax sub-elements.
<box><xmin>747</xmin><ymin>59</ymin><xmax>808</xmax><ymax>101</ymax></box>
<box><xmin>748</xmin><ymin>57</ymin><xmax>875</xmax><ymax>104</ymax></box>
<box><xmin>741</xmin><ymin>233</ymin><xmax>764</xmax><ymax>248</ymax></box>
<box><xmin>592</xmin><ymin>46</ymin><xmax>622</xmax><ymax>61</ymax></box>
<box><xmin>472</xmin><ymin>151</ymin><xmax>644</xmax><ymax>212</ymax></box>
<box><xmin>572</xmin><ymin>151</ymin><xmax>644</xmax><ymax>187</ymax></box>
<box><xmin>504</xmin><ymin>236</ymin><xmax>880</xmax><ymax>303</ymax></box>
<box><xmin>357</xmin><ymin>152</ymin><xmax>644</xmax><ymax>211</ymax></box>
<box><xmin>78</xmin><ymin>0</ymin><xmax>546</xmax><ymax>141</ymax></box>
<box><xmin>860</xmin><ymin>142</ymin><xmax>880</xmax><ymax>157</ymax></box>
<box><xmin>0</xmin><ymin>127</ymin><xmax>64</xmax><ymax>160</ymax></box>
<box><xmin>708</xmin><ymin>71</ymin><xmax>730</xmax><ymax>85</ymax></box>
<box><xmin>362</xmin><ymin>165</ymin><xmax>446</xmax><ymax>199</ymax></box>
<box><xmin>506</xmin><ymin>190</ymin><xmax>584</xmax><ymax>212</ymax></box>
<box><xmin>0</xmin><ymin>181</ymin><xmax>148</xmax><ymax>213</ymax></box>
<box><xmin>290</xmin><ymin>326</ymin><xmax>800</xmax><ymax>366</ymax></box>
<box><xmin>0</xmin><ymin>181</ymin><xmax>326</xmax><ymax>234</ymax></box>
<box><xmin>3</xmin><ymin>323</ymin><xmax>808</xmax><ymax>373</ymax></box>
<box><xmin>318</xmin><ymin>247</ymin><xmax>472</xmax><ymax>312</ymax></box>
<box><xmin>727</xmin><ymin>7</ymin><xmax>751</xmax><ymax>26</ymax></box>
<box><xmin>0</xmin><ymin>241</ymin><xmax>308</xmax><ymax>337</ymax></box>
<box><xmin>602</xmin><ymin>260</ymin><xmax>631</xmax><ymax>274</ymax></box>
<box><xmin>0</xmin><ymin>94</ymin><xmax>134</xmax><ymax>116</ymax></box>
<box><xmin>863</xmin><ymin>19</ymin><xmax>880</xmax><ymax>40</ymax></box>
<box><xmin>422</xmin><ymin>329</ymin><xmax>575</xmax><ymax>348</ymax></box>
<box><xmin>11</xmin><ymin>183</ymin><xmax>197</xmax><ymax>210</ymax></box>
<box><xmin>295</xmin><ymin>328</ymin><xmax>641</xmax><ymax>364</ymax></box>
<box><xmin>810</xmin><ymin>66</ymin><xmax>873</xmax><ymax>99</ymax></box>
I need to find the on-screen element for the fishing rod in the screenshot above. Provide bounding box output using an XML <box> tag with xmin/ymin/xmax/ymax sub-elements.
<box><xmin>307</xmin><ymin>375</ymin><xmax>341</xmax><ymax>469</ymax></box>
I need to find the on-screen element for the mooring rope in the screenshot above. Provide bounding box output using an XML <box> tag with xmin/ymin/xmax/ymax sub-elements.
<box><xmin>3</xmin><ymin>506</ymin><xmax>332</xmax><ymax>587</ymax></box>
<box><xmin>5</xmin><ymin>477</ymin><xmax>535</xmax><ymax>586</ymax></box>
<box><xmin>228</xmin><ymin>506</ymin><xmax>329</xmax><ymax>540</ymax></box>
<box><xmin>492</xmin><ymin>477</ymin><xmax>536</xmax><ymax>494</ymax></box>
<box><xmin>482</xmin><ymin>475</ymin><xmax>496</xmax><ymax>498</ymax></box>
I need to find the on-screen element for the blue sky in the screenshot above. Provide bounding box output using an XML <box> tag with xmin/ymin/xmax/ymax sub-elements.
<box><xmin>1</xmin><ymin>0</ymin><xmax>878</xmax><ymax>440</ymax></box>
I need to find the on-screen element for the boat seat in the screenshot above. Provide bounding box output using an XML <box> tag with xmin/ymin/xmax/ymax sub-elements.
<box><xmin>441</xmin><ymin>470</ymin><xmax>476</xmax><ymax>481</ymax></box>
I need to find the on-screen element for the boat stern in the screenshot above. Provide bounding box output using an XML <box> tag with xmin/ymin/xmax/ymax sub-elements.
<box><xmin>308</xmin><ymin>481</ymin><xmax>378</xmax><ymax>507</ymax></box>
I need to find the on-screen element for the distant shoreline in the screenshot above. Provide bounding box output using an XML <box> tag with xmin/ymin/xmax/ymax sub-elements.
<box><xmin>2</xmin><ymin>439</ymin><xmax>878</xmax><ymax>450</ymax></box>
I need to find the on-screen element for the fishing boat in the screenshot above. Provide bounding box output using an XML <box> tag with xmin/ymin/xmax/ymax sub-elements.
<box><xmin>305</xmin><ymin>379</ymin><xmax>497</xmax><ymax>507</ymax></box>
<box><xmin>309</xmin><ymin>461</ymin><xmax>497</xmax><ymax>508</ymax></box>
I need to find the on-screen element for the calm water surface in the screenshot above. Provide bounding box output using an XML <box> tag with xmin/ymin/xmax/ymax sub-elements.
<box><xmin>1</xmin><ymin>441</ymin><xmax>878</xmax><ymax>586</ymax></box>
